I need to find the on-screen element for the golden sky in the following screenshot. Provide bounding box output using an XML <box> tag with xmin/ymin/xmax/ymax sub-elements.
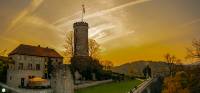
<box><xmin>0</xmin><ymin>0</ymin><xmax>200</xmax><ymax>65</ymax></box>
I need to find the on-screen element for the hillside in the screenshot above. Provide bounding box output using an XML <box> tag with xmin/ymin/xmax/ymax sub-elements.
<box><xmin>112</xmin><ymin>61</ymin><xmax>169</xmax><ymax>77</ymax></box>
<box><xmin>189</xmin><ymin>61</ymin><xmax>200</xmax><ymax>65</ymax></box>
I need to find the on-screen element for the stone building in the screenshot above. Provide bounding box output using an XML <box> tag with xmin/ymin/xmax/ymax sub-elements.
<box><xmin>6</xmin><ymin>44</ymin><xmax>74</xmax><ymax>93</ymax></box>
<box><xmin>73</xmin><ymin>22</ymin><xmax>89</xmax><ymax>57</ymax></box>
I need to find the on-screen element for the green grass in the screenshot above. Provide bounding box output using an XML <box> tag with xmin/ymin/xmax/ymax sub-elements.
<box><xmin>75</xmin><ymin>79</ymin><xmax>142</xmax><ymax>93</ymax></box>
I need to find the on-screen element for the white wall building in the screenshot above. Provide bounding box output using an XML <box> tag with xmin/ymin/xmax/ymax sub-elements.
<box><xmin>7</xmin><ymin>44</ymin><xmax>63</xmax><ymax>88</ymax></box>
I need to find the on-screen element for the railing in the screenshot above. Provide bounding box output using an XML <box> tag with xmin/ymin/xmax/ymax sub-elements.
<box><xmin>132</xmin><ymin>78</ymin><xmax>155</xmax><ymax>93</ymax></box>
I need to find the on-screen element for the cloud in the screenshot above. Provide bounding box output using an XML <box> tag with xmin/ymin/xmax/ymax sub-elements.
<box><xmin>4</xmin><ymin>0</ymin><xmax>66</xmax><ymax>50</ymax></box>
<box><xmin>89</xmin><ymin>23</ymin><xmax>115</xmax><ymax>38</ymax></box>
<box><xmin>99</xmin><ymin>30</ymin><xmax>136</xmax><ymax>44</ymax></box>
<box><xmin>7</xmin><ymin>0</ymin><xmax>45</xmax><ymax>31</ymax></box>
<box><xmin>13</xmin><ymin>16</ymin><xmax>64</xmax><ymax>49</ymax></box>
<box><xmin>52</xmin><ymin>0</ymin><xmax>150</xmax><ymax>45</ymax></box>
<box><xmin>181</xmin><ymin>18</ymin><xmax>200</xmax><ymax>28</ymax></box>
<box><xmin>0</xmin><ymin>36</ymin><xmax>20</xmax><ymax>44</ymax></box>
<box><xmin>54</xmin><ymin>0</ymin><xmax>151</xmax><ymax>28</ymax></box>
<box><xmin>24</xmin><ymin>16</ymin><xmax>62</xmax><ymax>32</ymax></box>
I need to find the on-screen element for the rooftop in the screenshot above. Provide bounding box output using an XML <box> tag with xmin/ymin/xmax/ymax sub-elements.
<box><xmin>9</xmin><ymin>44</ymin><xmax>63</xmax><ymax>58</ymax></box>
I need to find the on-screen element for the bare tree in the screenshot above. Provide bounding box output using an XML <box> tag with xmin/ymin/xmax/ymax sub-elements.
<box><xmin>89</xmin><ymin>39</ymin><xmax>100</xmax><ymax>59</ymax></box>
<box><xmin>174</xmin><ymin>59</ymin><xmax>184</xmax><ymax>72</ymax></box>
<box><xmin>63</xmin><ymin>31</ymin><xmax>73</xmax><ymax>63</ymax></box>
<box><xmin>101</xmin><ymin>60</ymin><xmax>114</xmax><ymax>71</ymax></box>
<box><xmin>164</xmin><ymin>53</ymin><xmax>177</xmax><ymax>76</ymax></box>
<box><xmin>63</xmin><ymin>31</ymin><xmax>101</xmax><ymax>63</ymax></box>
<box><xmin>187</xmin><ymin>39</ymin><xmax>200</xmax><ymax>61</ymax></box>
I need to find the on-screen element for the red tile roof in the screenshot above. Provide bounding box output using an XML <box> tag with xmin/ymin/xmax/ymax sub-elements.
<box><xmin>9</xmin><ymin>44</ymin><xmax>63</xmax><ymax>58</ymax></box>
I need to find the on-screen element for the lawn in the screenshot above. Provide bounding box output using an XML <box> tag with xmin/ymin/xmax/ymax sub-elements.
<box><xmin>75</xmin><ymin>79</ymin><xmax>142</xmax><ymax>93</ymax></box>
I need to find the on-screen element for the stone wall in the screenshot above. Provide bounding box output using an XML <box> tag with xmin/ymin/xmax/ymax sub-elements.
<box><xmin>51</xmin><ymin>64</ymin><xmax>74</xmax><ymax>93</ymax></box>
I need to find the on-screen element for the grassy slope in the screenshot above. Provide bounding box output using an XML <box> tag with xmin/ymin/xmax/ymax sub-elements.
<box><xmin>75</xmin><ymin>79</ymin><xmax>142</xmax><ymax>93</ymax></box>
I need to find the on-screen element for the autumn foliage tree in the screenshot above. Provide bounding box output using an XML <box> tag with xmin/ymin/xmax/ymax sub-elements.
<box><xmin>63</xmin><ymin>31</ymin><xmax>73</xmax><ymax>63</ymax></box>
<box><xmin>187</xmin><ymin>39</ymin><xmax>200</xmax><ymax>61</ymax></box>
<box><xmin>0</xmin><ymin>49</ymin><xmax>7</xmax><ymax>56</ymax></box>
<box><xmin>162</xmin><ymin>72</ymin><xmax>190</xmax><ymax>93</ymax></box>
<box><xmin>64</xmin><ymin>31</ymin><xmax>103</xmax><ymax>80</ymax></box>
<box><xmin>164</xmin><ymin>53</ymin><xmax>176</xmax><ymax>76</ymax></box>
<box><xmin>100</xmin><ymin>60</ymin><xmax>114</xmax><ymax>71</ymax></box>
<box><xmin>89</xmin><ymin>39</ymin><xmax>100</xmax><ymax>59</ymax></box>
<box><xmin>164</xmin><ymin>53</ymin><xmax>182</xmax><ymax>76</ymax></box>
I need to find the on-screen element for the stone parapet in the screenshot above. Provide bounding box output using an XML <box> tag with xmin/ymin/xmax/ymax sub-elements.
<box><xmin>73</xmin><ymin>22</ymin><xmax>88</xmax><ymax>27</ymax></box>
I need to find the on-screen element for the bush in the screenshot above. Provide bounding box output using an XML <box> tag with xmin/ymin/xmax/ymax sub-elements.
<box><xmin>71</xmin><ymin>56</ymin><xmax>103</xmax><ymax>80</ymax></box>
<box><xmin>0</xmin><ymin>61</ymin><xmax>7</xmax><ymax>83</ymax></box>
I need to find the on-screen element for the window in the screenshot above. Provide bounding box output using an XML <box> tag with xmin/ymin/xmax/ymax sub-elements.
<box><xmin>7</xmin><ymin>65</ymin><xmax>9</xmax><ymax>69</ymax></box>
<box><xmin>28</xmin><ymin>76</ymin><xmax>35</xmax><ymax>79</ymax></box>
<box><xmin>10</xmin><ymin>76</ymin><xmax>12</xmax><ymax>80</ymax></box>
<box><xmin>21</xmin><ymin>56</ymin><xmax>24</xmax><ymax>60</ymax></box>
<box><xmin>24</xmin><ymin>56</ymin><xmax>26</xmax><ymax>60</ymax></box>
<box><xmin>18</xmin><ymin>63</ymin><xmax>23</xmax><ymax>70</ymax></box>
<box><xmin>28</xmin><ymin>63</ymin><xmax>32</xmax><ymax>70</ymax></box>
<box><xmin>36</xmin><ymin>64</ymin><xmax>40</xmax><ymax>70</ymax></box>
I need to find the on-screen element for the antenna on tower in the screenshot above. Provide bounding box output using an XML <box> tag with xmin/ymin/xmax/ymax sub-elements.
<box><xmin>81</xmin><ymin>0</ymin><xmax>86</xmax><ymax>22</ymax></box>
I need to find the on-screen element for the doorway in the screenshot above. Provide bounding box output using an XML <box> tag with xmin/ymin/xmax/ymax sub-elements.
<box><xmin>21</xmin><ymin>78</ymin><xmax>25</xmax><ymax>87</ymax></box>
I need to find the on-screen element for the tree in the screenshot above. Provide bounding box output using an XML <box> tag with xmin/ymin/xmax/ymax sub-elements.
<box><xmin>89</xmin><ymin>39</ymin><xmax>100</xmax><ymax>59</ymax></box>
<box><xmin>0</xmin><ymin>60</ymin><xmax>7</xmax><ymax>83</ymax></box>
<box><xmin>101</xmin><ymin>60</ymin><xmax>114</xmax><ymax>71</ymax></box>
<box><xmin>63</xmin><ymin>31</ymin><xmax>73</xmax><ymax>63</ymax></box>
<box><xmin>187</xmin><ymin>39</ymin><xmax>200</xmax><ymax>61</ymax></box>
<box><xmin>162</xmin><ymin>72</ymin><xmax>190</xmax><ymax>93</ymax></box>
<box><xmin>164</xmin><ymin>53</ymin><xmax>180</xmax><ymax>76</ymax></box>
<box><xmin>63</xmin><ymin>31</ymin><xmax>101</xmax><ymax>62</ymax></box>
<box><xmin>71</xmin><ymin>56</ymin><xmax>103</xmax><ymax>80</ymax></box>
<box><xmin>143</xmin><ymin>65</ymin><xmax>151</xmax><ymax>78</ymax></box>
<box><xmin>0</xmin><ymin>49</ymin><xmax>7</xmax><ymax>56</ymax></box>
<box><xmin>128</xmin><ymin>67</ymin><xmax>135</xmax><ymax>76</ymax></box>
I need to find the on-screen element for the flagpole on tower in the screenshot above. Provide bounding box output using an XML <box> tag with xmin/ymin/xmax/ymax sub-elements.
<box><xmin>81</xmin><ymin>0</ymin><xmax>86</xmax><ymax>22</ymax></box>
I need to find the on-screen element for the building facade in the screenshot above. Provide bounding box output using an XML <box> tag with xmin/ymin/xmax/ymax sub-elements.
<box><xmin>7</xmin><ymin>44</ymin><xmax>63</xmax><ymax>88</ymax></box>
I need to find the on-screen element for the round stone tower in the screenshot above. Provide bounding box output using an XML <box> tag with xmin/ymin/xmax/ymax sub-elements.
<box><xmin>73</xmin><ymin>22</ymin><xmax>89</xmax><ymax>57</ymax></box>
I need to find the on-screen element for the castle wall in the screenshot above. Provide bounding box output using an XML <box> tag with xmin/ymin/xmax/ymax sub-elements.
<box><xmin>51</xmin><ymin>64</ymin><xmax>74</xmax><ymax>93</ymax></box>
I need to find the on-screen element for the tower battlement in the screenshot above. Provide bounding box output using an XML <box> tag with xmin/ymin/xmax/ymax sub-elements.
<box><xmin>73</xmin><ymin>22</ymin><xmax>89</xmax><ymax>27</ymax></box>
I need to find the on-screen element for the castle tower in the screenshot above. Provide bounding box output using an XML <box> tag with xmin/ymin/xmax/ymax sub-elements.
<box><xmin>73</xmin><ymin>22</ymin><xmax>89</xmax><ymax>57</ymax></box>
